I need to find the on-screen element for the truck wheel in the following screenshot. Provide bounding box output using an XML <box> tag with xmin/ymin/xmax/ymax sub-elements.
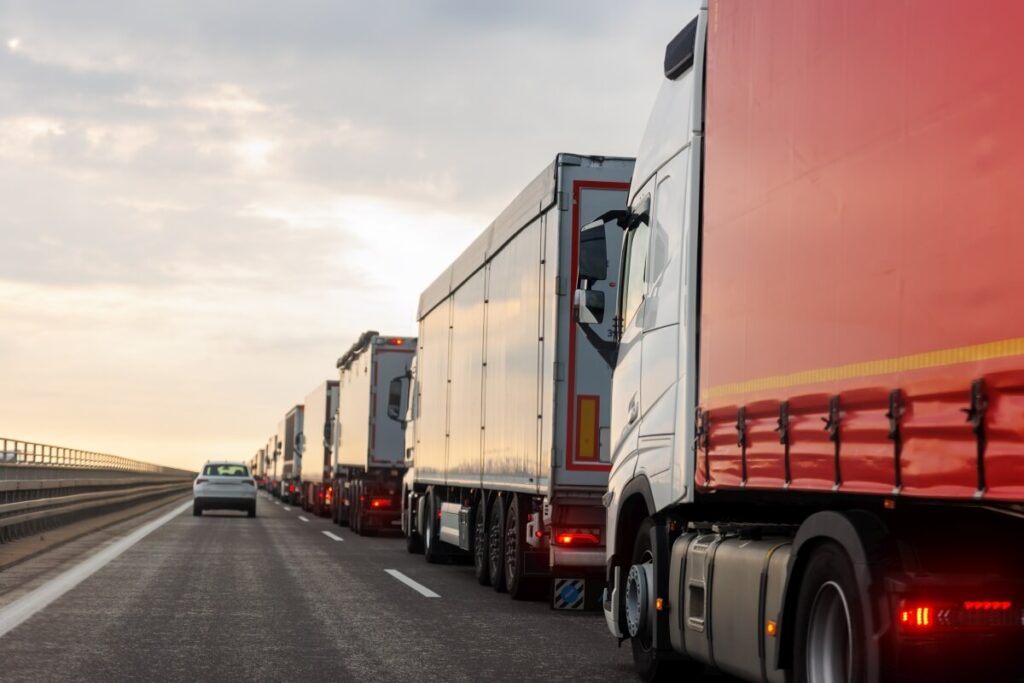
<box><xmin>628</xmin><ymin>519</ymin><xmax>698</xmax><ymax>681</ymax></box>
<box><xmin>504</xmin><ymin>495</ymin><xmax>537</xmax><ymax>600</ymax></box>
<box><xmin>423</xmin><ymin>491</ymin><xmax>442</xmax><ymax>564</ymax></box>
<box><xmin>405</xmin><ymin>493</ymin><xmax>423</xmax><ymax>554</ymax></box>
<box><xmin>473</xmin><ymin>497</ymin><xmax>490</xmax><ymax>586</ymax></box>
<box><xmin>792</xmin><ymin>542</ymin><xmax>869</xmax><ymax>683</ymax></box>
<box><xmin>488</xmin><ymin>495</ymin><xmax>507</xmax><ymax>592</ymax></box>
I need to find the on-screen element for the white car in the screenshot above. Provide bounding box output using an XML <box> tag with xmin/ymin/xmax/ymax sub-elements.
<box><xmin>193</xmin><ymin>461</ymin><xmax>257</xmax><ymax>517</ymax></box>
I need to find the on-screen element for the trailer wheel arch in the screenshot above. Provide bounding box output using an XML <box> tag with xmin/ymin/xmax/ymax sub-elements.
<box><xmin>776</xmin><ymin>510</ymin><xmax>891</xmax><ymax>676</ymax></box>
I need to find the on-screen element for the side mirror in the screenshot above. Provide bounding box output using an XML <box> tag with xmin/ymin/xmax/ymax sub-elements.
<box><xmin>579</xmin><ymin>219</ymin><xmax>608</xmax><ymax>281</ymax></box>
<box><xmin>574</xmin><ymin>288</ymin><xmax>605</xmax><ymax>325</ymax></box>
<box><xmin>387</xmin><ymin>376</ymin><xmax>408</xmax><ymax>422</ymax></box>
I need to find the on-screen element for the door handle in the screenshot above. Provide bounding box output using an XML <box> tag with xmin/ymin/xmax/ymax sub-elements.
<box><xmin>628</xmin><ymin>396</ymin><xmax>638</xmax><ymax>425</ymax></box>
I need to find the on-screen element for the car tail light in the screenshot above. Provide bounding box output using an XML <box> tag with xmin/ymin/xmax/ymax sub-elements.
<box><xmin>288</xmin><ymin>483</ymin><xmax>295</xmax><ymax>493</ymax></box>
<box><xmin>898</xmin><ymin>599</ymin><xmax>1020</xmax><ymax>634</ymax></box>
<box><xmin>552</xmin><ymin>528</ymin><xmax>601</xmax><ymax>546</ymax></box>
<box><xmin>370</xmin><ymin>498</ymin><xmax>392</xmax><ymax>509</ymax></box>
<box><xmin>195</xmin><ymin>478</ymin><xmax>207</xmax><ymax>484</ymax></box>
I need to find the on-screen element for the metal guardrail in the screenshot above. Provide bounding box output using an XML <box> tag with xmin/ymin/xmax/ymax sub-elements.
<box><xmin>0</xmin><ymin>439</ymin><xmax>195</xmax><ymax>545</ymax></box>
<box><xmin>0</xmin><ymin>438</ymin><xmax>193</xmax><ymax>476</ymax></box>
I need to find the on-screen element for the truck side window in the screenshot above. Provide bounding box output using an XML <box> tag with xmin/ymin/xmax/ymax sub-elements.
<box><xmin>621</xmin><ymin>194</ymin><xmax>652</xmax><ymax>328</ymax></box>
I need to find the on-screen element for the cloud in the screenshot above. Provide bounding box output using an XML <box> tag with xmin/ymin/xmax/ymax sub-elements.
<box><xmin>0</xmin><ymin>0</ymin><xmax>696</xmax><ymax>469</ymax></box>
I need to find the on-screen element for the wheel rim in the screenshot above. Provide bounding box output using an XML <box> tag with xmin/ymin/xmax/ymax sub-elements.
<box><xmin>425</xmin><ymin>500</ymin><xmax>433</xmax><ymax>550</ymax></box>
<box><xmin>504</xmin><ymin>503</ymin><xmax>518</xmax><ymax>585</ymax></box>
<box><xmin>806</xmin><ymin>580</ymin><xmax>853</xmax><ymax>683</ymax></box>
<box><xmin>488</xmin><ymin>502</ymin><xmax>503</xmax><ymax>578</ymax></box>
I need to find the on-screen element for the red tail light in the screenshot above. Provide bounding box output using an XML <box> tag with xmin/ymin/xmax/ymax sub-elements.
<box><xmin>552</xmin><ymin>528</ymin><xmax>601</xmax><ymax>546</ymax></box>
<box><xmin>288</xmin><ymin>483</ymin><xmax>295</xmax><ymax>493</ymax></box>
<box><xmin>195</xmin><ymin>478</ymin><xmax>207</xmax><ymax>484</ymax></box>
<box><xmin>370</xmin><ymin>498</ymin><xmax>392</xmax><ymax>509</ymax></box>
<box><xmin>899</xmin><ymin>599</ymin><xmax>1020</xmax><ymax>634</ymax></box>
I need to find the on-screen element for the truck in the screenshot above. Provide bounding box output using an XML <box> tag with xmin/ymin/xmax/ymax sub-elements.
<box><xmin>329</xmin><ymin>331</ymin><xmax>415</xmax><ymax>535</ymax></box>
<box><xmin>601</xmin><ymin>3</ymin><xmax>1024</xmax><ymax>681</ymax></box>
<box><xmin>298</xmin><ymin>380</ymin><xmax>339</xmax><ymax>516</ymax></box>
<box><xmin>390</xmin><ymin>153</ymin><xmax>634</xmax><ymax>606</ymax></box>
<box><xmin>266</xmin><ymin>433</ymin><xmax>280</xmax><ymax>494</ymax></box>
<box><xmin>278</xmin><ymin>405</ymin><xmax>304</xmax><ymax>505</ymax></box>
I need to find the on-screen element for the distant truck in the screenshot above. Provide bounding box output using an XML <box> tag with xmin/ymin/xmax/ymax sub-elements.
<box><xmin>279</xmin><ymin>405</ymin><xmax>304</xmax><ymax>505</ymax></box>
<box><xmin>299</xmin><ymin>380</ymin><xmax>339</xmax><ymax>516</ymax></box>
<box><xmin>601</xmin><ymin>4</ymin><xmax>1024</xmax><ymax>681</ymax></box>
<box><xmin>329</xmin><ymin>331</ymin><xmax>415</xmax><ymax>535</ymax></box>
<box><xmin>390</xmin><ymin>154</ymin><xmax>634</xmax><ymax>607</ymax></box>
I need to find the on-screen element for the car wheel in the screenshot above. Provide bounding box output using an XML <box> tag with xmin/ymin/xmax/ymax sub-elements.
<box><xmin>488</xmin><ymin>495</ymin><xmax>507</xmax><ymax>592</ymax></box>
<box><xmin>193</xmin><ymin>502</ymin><xmax>202</xmax><ymax>517</ymax></box>
<box><xmin>248</xmin><ymin>502</ymin><xmax>256</xmax><ymax>518</ymax></box>
<box><xmin>473</xmin><ymin>496</ymin><xmax>490</xmax><ymax>586</ymax></box>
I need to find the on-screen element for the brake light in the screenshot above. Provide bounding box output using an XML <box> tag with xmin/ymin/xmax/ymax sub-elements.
<box><xmin>899</xmin><ymin>599</ymin><xmax>1020</xmax><ymax>634</ymax></box>
<box><xmin>288</xmin><ymin>483</ymin><xmax>295</xmax><ymax>493</ymax></box>
<box><xmin>370</xmin><ymin>498</ymin><xmax>392</xmax><ymax>509</ymax></box>
<box><xmin>964</xmin><ymin>601</ymin><xmax>1012</xmax><ymax>611</ymax></box>
<box><xmin>195</xmin><ymin>478</ymin><xmax>207</xmax><ymax>484</ymax></box>
<box><xmin>387</xmin><ymin>338</ymin><xmax>405</xmax><ymax>346</ymax></box>
<box><xmin>552</xmin><ymin>528</ymin><xmax>601</xmax><ymax>546</ymax></box>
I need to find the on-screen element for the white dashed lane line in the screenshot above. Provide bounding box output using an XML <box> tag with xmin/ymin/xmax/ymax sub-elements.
<box><xmin>322</xmin><ymin>531</ymin><xmax>344</xmax><ymax>542</ymax></box>
<box><xmin>283</xmin><ymin>507</ymin><xmax>291</xmax><ymax>512</ymax></box>
<box><xmin>298</xmin><ymin>516</ymin><xmax>309</xmax><ymax>523</ymax></box>
<box><xmin>384</xmin><ymin>569</ymin><xmax>440</xmax><ymax>598</ymax></box>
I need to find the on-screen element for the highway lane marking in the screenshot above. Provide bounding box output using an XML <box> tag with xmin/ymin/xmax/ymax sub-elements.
<box><xmin>0</xmin><ymin>499</ymin><xmax>192</xmax><ymax>640</ymax></box>
<box><xmin>384</xmin><ymin>569</ymin><xmax>440</xmax><ymax>598</ymax></box>
<box><xmin>298</xmin><ymin>515</ymin><xmax>309</xmax><ymax>522</ymax></box>
<box><xmin>322</xmin><ymin>531</ymin><xmax>344</xmax><ymax>542</ymax></box>
<box><xmin>283</xmin><ymin>506</ymin><xmax>291</xmax><ymax>512</ymax></box>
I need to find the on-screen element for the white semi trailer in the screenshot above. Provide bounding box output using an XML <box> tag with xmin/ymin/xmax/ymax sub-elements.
<box><xmin>279</xmin><ymin>405</ymin><xmax>304</xmax><ymax>505</ymax></box>
<box><xmin>299</xmin><ymin>380</ymin><xmax>339</xmax><ymax>516</ymax></box>
<box><xmin>391</xmin><ymin>153</ymin><xmax>634</xmax><ymax>607</ymax></box>
<box><xmin>329</xmin><ymin>331</ymin><xmax>415</xmax><ymax>535</ymax></box>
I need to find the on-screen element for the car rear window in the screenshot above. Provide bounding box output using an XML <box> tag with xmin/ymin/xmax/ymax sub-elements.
<box><xmin>203</xmin><ymin>464</ymin><xmax>249</xmax><ymax>477</ymax></box>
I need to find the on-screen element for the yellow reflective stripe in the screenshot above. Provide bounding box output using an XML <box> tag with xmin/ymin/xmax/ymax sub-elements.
<box><xmin>705</xmin><ymin>337</ymin><xmax>1024</xmax><ymax>401</ymax></box>
<box><xmin>577</xmin><ymin>396</ymin><xmax>599</xmax><ymax>461</ymax></box>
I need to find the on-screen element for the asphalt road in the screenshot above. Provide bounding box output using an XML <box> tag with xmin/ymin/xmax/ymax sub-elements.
<box><xmin>0</xmin><ymin>492</ymin><xmax>644</xmax><ymax>682</ymax></box>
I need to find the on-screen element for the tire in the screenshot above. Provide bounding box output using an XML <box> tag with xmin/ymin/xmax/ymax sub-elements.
<box><xmin>352</xmin><ymin>496</ymin><xmax>363</xmax><ymax>536</ymax></box>
<box><xmin>423</xmin><ymin>490</ymin><xmax>442</xmax><ymax>564</ymax></box>
<box><xmin>488</xmin><ymin>495</ymin><xmax>507</xmax><ymax>592</ymax></box>
<box><xmin>793</xmin><ymin>542</ymin><xmax>870</xmax><ymax>683</ymax></box>
<box><xmin>193</xmin><ymin>502</ymin><xmax>202</xmax><ymax>517</ymax></box>
<box><xmin>405</xmin><ymin>493</ymin><xmax>424</xmax><ymax>554</ymax></box>
<box><xmin>473</xmin><ymin>496</ymin><xmax>490</xmax><ymax>586</ymax></box>
<box><xmin>628</xmin><ymin>518</ymin><xmax>699</xmax><ymax>681</ymax></box>
<box><xmin>247</xmin><ymin>503</ymin><xmax>256</xmax><ymax>518</ymax></box>
<box><xmin>504</xmin><ymin>495</ymin><xmax>535</xmax><ymax>600</ymax></box>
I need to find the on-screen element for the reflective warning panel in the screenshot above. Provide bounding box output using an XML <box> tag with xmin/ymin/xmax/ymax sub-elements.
<box><xmin>553</xmin><ymin>578</ymin><xmax>585</xmax><ymax>610</ymax></box>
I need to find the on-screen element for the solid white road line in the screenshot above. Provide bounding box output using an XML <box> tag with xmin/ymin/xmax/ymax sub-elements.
<box><xmin>322</xmin><ymin>531</ymin><xmax>344</xmax><ymax>542</ymax></box>
<box><xmin>283</xmin><ymin>506</ymin><xmax>291</xmax><ymax>512</ymax></box>
<box><xmin>384</xmin><ymin>569</ymin><xmax>440</xmax><ymax>598</ymax></box>
<box><xmin>298</xmin><ymin>515</ymin><xmax>309</xmax><ymax>522</ymax></box>
<box><xmin>0</xmin><ymin>500</ymin><xmax>192</xmax><ymax>640</ymax></box>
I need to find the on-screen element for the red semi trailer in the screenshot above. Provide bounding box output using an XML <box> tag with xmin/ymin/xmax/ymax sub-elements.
<box><xmin>600</xmin><ymin>2</ymin><xmax>1024</xmax><ymax>681</ymax></box>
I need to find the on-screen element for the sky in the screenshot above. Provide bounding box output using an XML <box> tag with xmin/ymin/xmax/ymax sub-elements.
<box><xmin>0</xmin><ymin>1</ymin><xmax>691</xmax><ymax>472</ymax></box>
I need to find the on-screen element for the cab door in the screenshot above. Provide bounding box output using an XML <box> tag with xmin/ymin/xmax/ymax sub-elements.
<box><xmin>609</xmin><ymin>186</ymin><xmax>652</xmax><ymax>478</ymax></box>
